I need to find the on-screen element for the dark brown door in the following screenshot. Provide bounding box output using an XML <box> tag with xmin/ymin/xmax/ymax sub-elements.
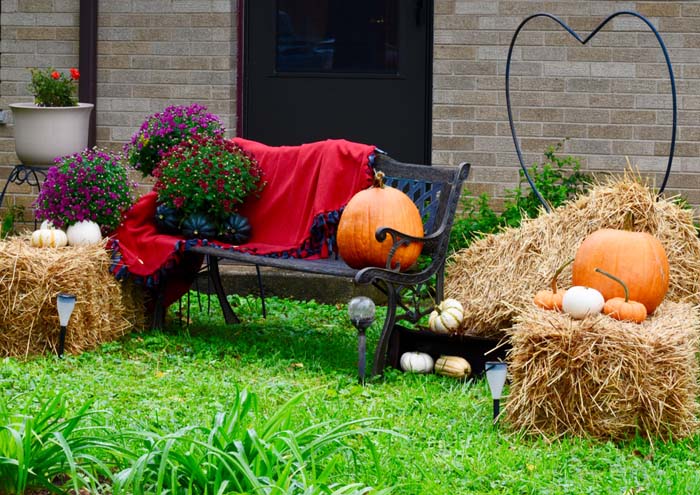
<box><xmin>243</xmin><ymin>0</ymin><xmax>432</xmax><ymax>164</ymax></box>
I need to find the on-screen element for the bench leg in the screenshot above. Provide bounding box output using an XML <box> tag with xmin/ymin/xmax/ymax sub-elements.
<box><xmin>255</xmin><ymin>265</ymin><xmax>267</xmax><ymax>318</ymax></box>
<box><xmin>151</xmin><ymin>286</ymin><xmax>165</xmax><ymax>330</ymax></box>
<box><xmin>208</xmin><ymin>256</ymin><xmax>240</xmax><ymax>324</ymax></box>
<box><xmin>371</xmin><ymin>283</ymin><xmax>399</xmax><ymax>376</ymax></box>
<box><xmin>435</xmin><ymin>265</ymin><xmax>446</xmax><ymax>303</ymax></box>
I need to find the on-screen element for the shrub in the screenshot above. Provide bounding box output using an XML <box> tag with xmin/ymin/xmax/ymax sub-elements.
<box><xmin>112</xmin><ymin>389</ymin><xmax>393</xmax><ymax>495</ymax></box>
<box><xmin>0</xmin><ymin>205</ymin><xmax>24</xmax><ymax>239</ymax></box>
<box><xmin>153</xmin><ymin>134</ymin><xmax>265</xmax><ymax>223</ymax></box>
<box><xmin>124</xmin><ymin>103</ymin><xmax>225</xmax><ymax>177</ymax></box>
<box><xmin>35</xmin><ymin>148</ymin><xmax>137</xmax><ymax>234</ymax></box>
<box><xmin>0</xmin><ymin>393</ymin><xmax>122</xmax><ymax>495</ymax></box>
<box><xmin>450</xmin><ymin>142</ymin><xmax>591</xmax><ymax>252</ymax></box>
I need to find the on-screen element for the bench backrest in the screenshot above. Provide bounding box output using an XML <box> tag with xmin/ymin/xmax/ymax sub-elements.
<box><xmin>372</xmin><ymin>152</ymin><xmax>471</xmax><ymax>259</ymax></box>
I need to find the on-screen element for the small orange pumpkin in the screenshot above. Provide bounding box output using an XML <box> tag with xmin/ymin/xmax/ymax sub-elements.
<box><xmin>337</xmin><ymin>171</ymin><xmax>423</xmax><ymax>271</ymax></box>
<box><xmin>534</xmin><ymin>259</ymin><xmax>573</xmax><ymax>311</ymax></box>
<box><xmin>572</xmin><ymin>227</ymin><xmax>669</xmax><ymax>314</ymax></box>
<box><xmin>595</xmin><ymin>268</ymin><xmax>647</xmax><ymax>324</ymax></box>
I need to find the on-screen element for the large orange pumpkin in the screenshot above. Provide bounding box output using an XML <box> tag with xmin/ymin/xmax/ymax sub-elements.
<box><xmin>572</xmin><ymin>228</ymin><xmax>669</xmax><ymax>314</ymax></box>
<box><xmin>337</xmin><ymin>171</ymin><xmax>423</xmax><ymax>271</ymax></box>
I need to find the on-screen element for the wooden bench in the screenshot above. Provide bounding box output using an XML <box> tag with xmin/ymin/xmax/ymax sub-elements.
<box><xmin>188</xmin><ymin>152</ymin><xmax>470</xmax><ymax>379</ymax></box>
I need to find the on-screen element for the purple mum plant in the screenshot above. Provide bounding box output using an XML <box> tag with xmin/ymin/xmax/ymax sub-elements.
<box><xmin>35</xmin><ymin>148</ymin><xmax>137</xmax><ymax>234</ymax></box>
<box><xmin>124</xmin><ymin>103</ymin><xmax>225</xmax><ymax>177</ymax></box>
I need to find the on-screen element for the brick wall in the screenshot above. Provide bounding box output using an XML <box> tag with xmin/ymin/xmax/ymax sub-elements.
<box><xmin>0</xmin><ymin>0</ymin><xmax>236</xmax><ymax>221</ymax></box>
<box><xmin>97</xmin><ymin>1</ymin><xmax>236</xmax><ymax>150</ymax></box>
<box><xmin>1</xmin><ymin>0</ymin><xmax>700</xmax><ymax>222</ymax></box>
<box><xmin>0</xmin><ymin>0</ymin><xmax>80</xmax><ymax>218</ymax></box>
<box><xmin>433</xmin><ymin>0</ymin><xmax>700</xmax><ymax>208</ymax></box>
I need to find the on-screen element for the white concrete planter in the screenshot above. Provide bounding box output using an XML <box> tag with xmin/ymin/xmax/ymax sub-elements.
<box><xmin>9</xmin><ymin>102</ymin><xmax>94</xmax><ymax>166</ymax></box>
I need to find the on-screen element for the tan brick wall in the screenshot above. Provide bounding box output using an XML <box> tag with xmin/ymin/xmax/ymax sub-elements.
<box><xmin>0</xmin><ymin>0</ymin><xmax>80</xmax><ymax>220</ymax></box>
<box><xmin>97</xmin><ymin>0</ymin><xmax>237</xmax><ymax>150</ymax></box>
<box><xmin>2</xmin><ymin>1</ymin><xmax>700</xmax><ymax>222</ymax></box>
<box><xmin>0</xmin><ymin>0</ymin><xmax>236</xmax><ymax>220</ymax></box>
<box><xmin>433</xmin><ymin>0</ymin><xmax>700</xmax><ymax>208</ymax></box>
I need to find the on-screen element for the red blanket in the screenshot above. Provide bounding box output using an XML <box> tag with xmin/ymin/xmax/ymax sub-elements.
<box><xmin>109</xmin><ymin>138</ymin><xmax>375</xmax><ymax>306</ymax></box>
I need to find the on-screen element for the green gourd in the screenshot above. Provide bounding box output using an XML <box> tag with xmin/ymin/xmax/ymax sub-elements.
<box><xmin>219</xmin><ymin>214</ymin><xmax>252</xmax><ymax>245</ymax></box>
<box><xmin>180</xmin><ymin>213</ymin><xmax>217</xmax><ymax>239</ymax></box>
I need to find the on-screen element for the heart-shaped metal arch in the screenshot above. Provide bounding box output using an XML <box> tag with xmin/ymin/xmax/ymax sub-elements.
<box><xmin>505</xmin><ymin>11</ymin><xmax>677</xmax><ymax>212</ymax></box>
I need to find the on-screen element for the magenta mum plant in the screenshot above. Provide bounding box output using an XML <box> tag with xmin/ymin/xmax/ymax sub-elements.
<box><xmin>35</xmin><ymin>148</ymin><xmax>137</xmax><ymax>234</ymax></box>
<box><xmin>124</xmin><ymin>103</ymin><xmax>225</xmax><ymax>177</ymax></box>
<box><xmin>153</xmin><ymin>134</ymin><xmax>265</xmax><ymax>222</ymax></box>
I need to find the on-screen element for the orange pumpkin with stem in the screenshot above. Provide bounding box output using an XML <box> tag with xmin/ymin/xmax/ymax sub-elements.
<box><xmin>534</xmin><ymin>259</ymin><xmax>573</xmax><ymax>311</ymax></box>
<box><xmin>595</xmin><ymin>268</ymin><xmax>647</xmax><ymax>323</ymax></box>
<box><xmin>572</xmin><ymin>219</ymin><xmax>669</xmax><ymax>314</ymax></box>
<box><xmin>337</xmin><ymin>171</ymin><xmax>423</xmax><ymax>271</ymax></box>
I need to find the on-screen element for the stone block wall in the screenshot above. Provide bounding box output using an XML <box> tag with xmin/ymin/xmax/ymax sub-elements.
<box><xmin>0</xmin><ymin>0</ymin><xmax>81</xmax><ymax>218</ymax></box>
<box><xmin>0</xmin><ymin>0</ymin><xmax>237</xmax><ymax>221</ymax></box>
<box><xmin>96</xmin><ymin>1</ymin><xmax>236</xmax><ymax>149</ymax></box>
<box><xmin>433</xmin><ymin>0</ymin><xmax>700</xmax><ymax>207</ymax></box>
<box><xmin>1</xmin><ymin>0</ymin><xmax>699</xmax><ymax>223</ymax></box>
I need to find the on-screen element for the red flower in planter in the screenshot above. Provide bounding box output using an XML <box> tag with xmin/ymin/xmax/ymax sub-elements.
<box><xmin>28</xmin><ymin>67</ymin><xmax>79</xmax><ymax>107</ymax></box>
<box><xmin>70</xmin><ymin>68</ymin><xmax>80</xmax><ymax>80</ymax></box>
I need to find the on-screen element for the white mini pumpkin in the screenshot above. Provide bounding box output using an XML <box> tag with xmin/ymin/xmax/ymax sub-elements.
<box><xmin>562</xmin><ymin>286</ymin><xmax>605</xmax><ymax>320</ymax></box>
<box><xmin>428</xmin><ymin>298</ymin><xmax>464</xmax><ymax>334</ymax></box>
<box><xmin>400</xmin><ymin>352</ymin><xmax>434</xmax><ymax>373</ymax></box>
<box><xmin>30</xmin><ymin>228</ymin><xmax>68</xmax><ymax>248</ymax></box>
<box><xmin>66</xmin><ymin>220</ymin><xmax>102</xmax><ymax>246</ymax></box>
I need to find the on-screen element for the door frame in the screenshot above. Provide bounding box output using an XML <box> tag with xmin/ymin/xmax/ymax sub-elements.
<box><xmin>236</xmin><ymin>0</ymin><xmax>434</xmax><ymax>164</ymax></box>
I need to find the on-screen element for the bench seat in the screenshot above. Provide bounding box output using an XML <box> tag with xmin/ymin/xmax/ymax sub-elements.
<box><xmin>188</xmin><ymin>152</ymin><xmax>471</xmax><ymax>380</ymax></box>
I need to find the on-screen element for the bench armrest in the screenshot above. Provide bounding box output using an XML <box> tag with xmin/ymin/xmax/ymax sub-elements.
<box><xmin>354</xmin><ymin>249</ymin><xmax>444</xmax><ymax>286</ymax></box>
<box><xmin>375</xmin><ymin>225</ymin><xmax>441</xmax><ymax>271</ymax></box>
<box><xmin>357</xmin><ymin>161</ymin><xmax>471</xmax><ymax>286</ymax></box>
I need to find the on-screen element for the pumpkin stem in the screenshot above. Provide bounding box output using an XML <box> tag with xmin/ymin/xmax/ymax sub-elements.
<box><xmin>550</xmin><ymin>258</ymin><xmax>574</xmax><ymax>294</ymax></box>
<box><xmin>594</xmin><ymin>267</ymin><xmax>629</xmax><ymax>302</ymax></box>
<box><xmin>373</xmin><ymin>171</ymin><xmax>386</xmax><ymax>188</ymax></box>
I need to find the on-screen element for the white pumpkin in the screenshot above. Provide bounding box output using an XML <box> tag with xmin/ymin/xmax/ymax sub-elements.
<box><xmin>428</xmin><ymin>298</ymin><xmax>464</xmax><ymax>334</ymax></box>
<box><xmin>66</xmin><ymin>220</ymin><xmax>102</xmax><ymax>246</ymax></box>
<box><xmin>562</xmin><ymin>286</ymin><xmax>605</xmax><ymax>319</ymax></box>
<box><xmin>400</xmin><ymin>352</ymin><xmax>434</xmax><ymax>373</ymax></box>
<box><xmin>30</xmin><ymin>228</ymin><xmax>68</xmax><ymax>248</ymax></box>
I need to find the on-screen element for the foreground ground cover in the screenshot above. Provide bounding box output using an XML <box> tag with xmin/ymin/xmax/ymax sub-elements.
<box><xmin>2</xmin><ymin>294</ymin><xmax>700</xmax><ymax>494</ymax></box>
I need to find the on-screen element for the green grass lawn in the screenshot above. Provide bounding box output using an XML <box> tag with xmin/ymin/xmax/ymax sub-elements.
<box><xmin>3</xmin><ymin>293</ymin><xmax>700</xmax><ymax>494</ymax></box>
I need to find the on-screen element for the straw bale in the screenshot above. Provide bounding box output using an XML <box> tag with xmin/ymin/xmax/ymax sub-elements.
<box><xmin>446</xmin><ymin>172</ymin><xmax>700</xmax><ymax>337</ymax></box>
<box><xmin>0</xmin><ymin>236</ymin><xmax>144</xmax><ymax>357</ymax></box>
<box><xmin>505</xmin><ymin>302</ymin><xmax>700</xmax><ymax>441</ymax></box>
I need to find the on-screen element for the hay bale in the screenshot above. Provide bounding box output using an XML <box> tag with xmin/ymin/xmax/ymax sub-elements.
<box><xmin>504</xmin><ymin>302</ymin><xmax>700</xmax><ymax>441</ymax></box>
<box><xmin>0</xmin><ymin>236</ymin><xmax>144</xmax><ymax>357</ymax></box>
<box><xmin>446</xmin><ymin>173</ymin><xmax>700</xmax><ymax>337</ymax></box>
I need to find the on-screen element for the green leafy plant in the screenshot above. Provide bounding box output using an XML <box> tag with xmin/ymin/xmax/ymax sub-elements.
<box><xmin>450</xmin><ymin>142</ymin><xmax>591</xmax><ymax>251</ymax></box>
<box><xmin>0</xmin><ymin>205</ymin><xmax>24</xmax><ymax>239</ymax></box>
<box><xmin>112</xmin><ymin>388</ymin><xmax>393</xmax><ymax>495</ymax></box>
<box><xmin>28</xmin><ymin>67</ymin><xmax>80</xmax><ymax>107</ymax></box>
<box><xmin>153</xmin><ymin>134</ymin><xmax>265</xmax><ymax>225</ymax></box>
<box><xmin>0</xmin><ymin>392</ymin><xmax>124</xmax><ymax>494</ymax></box>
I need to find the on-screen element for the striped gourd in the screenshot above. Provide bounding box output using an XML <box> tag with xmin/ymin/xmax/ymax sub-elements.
<box><xmin>31</xmin><ymin>228</ymin><xmax>68</xmax><ymax>248</ymax></box>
